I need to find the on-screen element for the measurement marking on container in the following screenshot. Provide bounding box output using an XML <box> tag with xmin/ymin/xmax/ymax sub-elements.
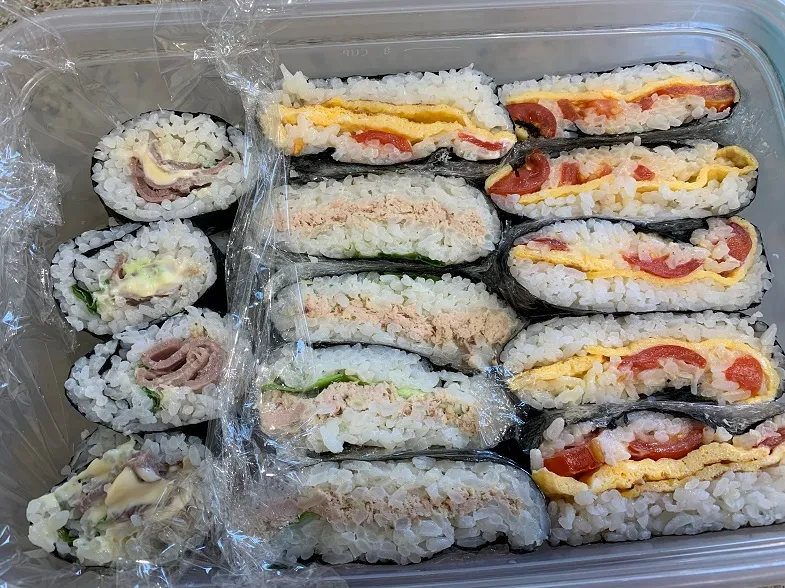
<box><xmin>342</xmin><ymin>48</ymin><xmax>369</xmax><ymax>57</ymax></box>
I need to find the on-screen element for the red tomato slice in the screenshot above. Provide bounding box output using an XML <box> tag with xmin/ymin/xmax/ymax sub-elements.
<box><xmin>619</xmin><ymin>344</ymin><xmax>707</xmax><ymax>373</ymax></box>
<box><xmin>724</xmin><ymin>355</ymin><xmax>764</xmax><ymax>394</ymax></box>
<box><xmin>543</xmin><ymin>443</ymin><xmax>603</xmax><ymax>478</ymax></box>
<box><xmin>726</xmin><ymin>221</ymin><xmax>753</xmax><ymax>262</ymax></box>
<box><xmin>557</xmin><ymin>99</ymin><xmax>581</xmax><ymax>121</ymax></box>
<box><xmin>487</xmin><ymin>150</ymin><xmax>551</xmax><ymax>196</ymax></box>
<box><xmin>758</xmin><ymin>428</ymin><xmax>785</xmax><ymax>450</ymax></box>
<box><xmin>628</xmin><ymin>425</ymin><xmax>705</xmax><ymax>460</ymax></box>
<box><xmin>506</xmin><ymin>103</ymin><xmax>558</xmax><ymax>138</ymax></box>
<box><xmin>622</xmin><ymin>253</ymin><xmax>704</xmax><ymax>279</ymax></box>
<box><xmin>579</xmin><ymin>162</ymin><xmax>613</xmax><ymax>183</ymax></box>
<box><xmin>637</xmin><ymin>95</ymin><xmax>656</xmax><ymax>111</ymax></box>
<box><xmin>457</xmin><ymin>132</ymin><xmax>505</xmax><ymax>152</ymax></box>
<box><xmin>353</xmin><ymin>131</ymin><xmax>413</xmax><ymax>153</ymax></box>
<box><xmin>527</xmin><ymin>237</ymin><xmax>569</xmax><ymax>251</ymax></box>
<box><xmin>559</xmin><ymin>162</ymin><xmax>580</xmax><ymax>186</ymax></box>
<box><xmin>660</xmin><ymin>84</ymin><xmax>737</xmax><ymax>111</ymax></box>
<box><xmin>632</xmin><ymin>164</ymin><xmax>655</xmax><ymax>181</ymax></box>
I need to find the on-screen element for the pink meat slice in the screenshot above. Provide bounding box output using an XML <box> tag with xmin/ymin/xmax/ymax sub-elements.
<box><xmin>136</xmin><ymin>336</ymin><xmax>226</xmax><ymax>391</ymax></box>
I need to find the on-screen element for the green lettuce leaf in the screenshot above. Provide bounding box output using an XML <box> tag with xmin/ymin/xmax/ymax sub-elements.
<box><xmin>71</xmin><ymin>285</ymin><xmax>98</xmax><ymax>315</ymax></box>
<box><xmin>261</xmin><ymin>371</ymin><xmax>364</xmax><ymax>395</ymax></box>
<box><xmin>141</xmin><ymin>387</ymin><xmax>162</xmax><ymax>412</ymax></box>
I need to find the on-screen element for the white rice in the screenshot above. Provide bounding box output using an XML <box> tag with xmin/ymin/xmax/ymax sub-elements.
<box><xmin>65</xmin><ymin>307</ymin><xmax>230</xmax><ymax>433</ymax></box>
<box><xmin>275</xmin><ymin>173</ymin><xmax>500</xmax><ymax>264</ymax></box>
<box><xmin>270</xmin><ymin>272</ymin><xmax>522</xmax><ymax>369</ymax></box>
<box><xmin>508</xmin><ymin>217</ymin><xmax>769</xmax><ymax>312</ymax></box>
<box><xmin>271</xmin><ymin>457</ymin><xmax>549</xmax><ymax>564</ymax></box>
<box><xmin>500</xmin><ymin>62</ymin><xmax>734</xmax><ymax>137</ymax></box>
<box><xmin>92</xmin><ymin>110</ymin><xmax>247</xmax><ymax>222</ymax></box>
<box><xmin>489</xmin><ymin>141</ymin><xmax>756</xmax><ymax>220</ymax></box>
<box><xmin>258</xmin><ymin>344</ymin><xmax>513</xmax><ymax>453</ymax></box>
<box><xmin>51</xmin><ymin>220</ymin><xmax>217</xmax><ymax>335</ymax></box>
<box><xmin>501</xmin><ymin>311</ymin><xmax>782</xmax><ymax>409</ymax></box>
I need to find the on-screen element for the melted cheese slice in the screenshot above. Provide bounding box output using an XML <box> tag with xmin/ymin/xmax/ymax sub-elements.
<box><xmin>486</xmin><ymin>146</ymin><xmax>757</xmax><ymax>204</ymax></box>
<box><xmin>533</xmin><ymin>442</ymin><xmax>785</xmax><ymax>500</ymax></box>
<box><xmin>104</xmin><ymin>467</ymin><xmax>171</xmax><ymax>517</ymax></box>
<box><xmin>504</xmin><ymin>78</ymin><xmax>738</xmax><ymax>106</ymax></box>
<box><xmin>134</xmin><ymin>145</ymin><xmax>198</xmax><ymax>187</ymax></box>
<box><xmin>510</xmin><ymin>336</ymin><xmax>779</xmax><ymax>403</ymax></box>
<box><xmin>277</xmin><ymin>98</ymin><xmax>515</xmax><ymax>145</ymax></box>
<box><xmin>511</xmin><ymin>218</ymin><xmax>757</xmax><ymax>288</ymax></box>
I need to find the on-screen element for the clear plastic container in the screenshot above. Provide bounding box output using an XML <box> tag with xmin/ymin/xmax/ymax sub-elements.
<box><xmin>4</xmin><ymin>0</ymin><xmax>785</xmax><ymax>584</ymax></box>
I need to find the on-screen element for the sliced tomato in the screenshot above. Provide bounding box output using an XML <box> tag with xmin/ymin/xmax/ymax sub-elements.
<box><xmin>724</xmin><ymin>355</ymin><xmax>764</xmax><ymax>394</ymax></box>
<box><xmin>628</xmin><ymin>425</ymin><xmax>705</xmax><ymax>460</ymax></box>
<box><xmin>622</xmin><ymin>253</ymin><xmax>704</xmax><ymax>279</ymax></box>
<box><xmin>758</xmin><ymin>428</ymin><xmax>785</xmax><ymax>450</ymax></box>
<box><xmin>725</xmin><ymin>221</ymin><xmax>753</xmax><ymax>262</ymax></box>
<box><xmin>506</xmin><ymin>103</ymin><xmax>558</xmax><ymax>138</ymax></box>
<box><xmin>527</xmin><ymin>237</ymin><xmax>569</xmax><ymax>251</ymax></box>
<box><xmin>659</xmin><ymin>84</ymin><xmax>737</xmax><ymax>111</ymax></box>
<box><xmin>487</xmin><ymin>150</ymin><xmax>551</xmax><ymax>196</ymax></box>
<box><xmin>543</xmin><ymin>443</ymin><xmax>603</xmax><ymax>478</ymax></box>
<box><xmin>619</xmin><ymin>344</ymin><xmax>707</xmax><ymax>373</ymax></box>
<box><xmin>637</xmin><ymin>95</ymin><xmax>655</xmax><ymax>111</ymax></box>
<box><xmin>579</xmin><ymin>162</ymin><xmax>613</xmax><ymax>183</ymax></box>
<box><xmin>632</xmin><ymin>164</ymin><xmax>655</xmax><ymax>181</ymax></box>
<box><xmin>457</xmin><ymin>132</ymin><xmax>505</xmax><ymax>152</ymax></box>
<box><xmin>353</xmin><ymin>131</ymin><xmax>413</xmax><ymax>153</ymax></box>
<box><xmin>557</xmin><ymin>99</ymin><xmax>581</xmax><ymax>121</ymax></box>
<box><xmin>559</xmin><ymin>162</ymin><xmax>580</xmax><ymax>186</ymax></box>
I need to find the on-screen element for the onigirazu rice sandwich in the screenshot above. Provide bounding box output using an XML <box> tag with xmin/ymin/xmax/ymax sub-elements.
<box><xmin>261</xmin><ymin>65</ymin><xmax>516</xmax><ymax>164</ymax></box>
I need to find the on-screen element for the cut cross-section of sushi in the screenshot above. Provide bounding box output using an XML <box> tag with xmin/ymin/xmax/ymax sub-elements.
<box><xmin>259</xmin><ymin>344</ymin><xmax>514</xmax><ymax>453</ymax></box>
<box><xmin>530</xmin><ymin>409</ymin><xmax>785</xmax><ymax>546</ymax></box>
<box><xmin>499</xmin><ymin>62</ymin><xmax>738</xmax><ymax>139</ymax></box>
<box><xmin>274</xmin><ymin>173</ymin><xmax>501</xmax><ymax>265</ymax></box>
<box><xmin>261</xmin><ymin>66</ymin><xmax>515</xmax><ymax>164</ymax></box>
<box><xmin>505</xmin><ymin>216</ymin><xmax>769</xmax><ymax>313</ymax></box>
<box><xmin>486</xmin><ymin>142</ymin><xmax>757</xmax><ymax>220</ymax></box>
<box><xmin>65</xmin><ymin>307</ymin><xmax>230</xmax><ymax>433</ymax></box>
<box><xmin>51</xmin><ymin>220</ymin><xmax>219</xmax><ymax>336</ymax></box>
<box><xmin>262</xmin><ymin>456</ymin><xmax>549</xmax><ymax>564</ymax></box>
<box><xmin>270</xmin><ymin>272</ymin><xmax>522</xmax><ymax>369</ymax></box>
<box><xmin>91</xmin><ymin>110</ymin><xmax>247</xmax><ymax>227</ymax></box>
<box><xmin>501</xmin><ymin>312</ymin><xmax>783</xmax><ymax>409</ymax></box>
<box><xmin>26</xmin><ymin>428</ymin><xmax>209</xmax><ymax>567</ymax></box>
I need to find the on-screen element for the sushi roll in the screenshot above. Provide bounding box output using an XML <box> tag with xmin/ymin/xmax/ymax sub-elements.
<box><xmin>26</xmin><ymin>428</ymin><xmax>209</xmax><ymax>567</ymax></box>
<box><xmin>500</xmin><ymin>62</ymin><xmax>738</xmax><ymax>140</ymax></box>
<box><xmin>263</xmin><ymin>456</ymin><xmax>549</xmax><ymax>564</ymax></box>
<box><xmin>486</xmin><ymin>142</ymin><xmax>757</xmax><ymax>220</ymax></box>
<box><xmin>270</xmin><ymin>272</ymin><xmax>522</xmax><ymax>369</ymax></box>
<box><xmin>274</xmin><ymin>173</ymin><xmax>501</xmax><ymax>265</ymax></box>
<box><xmin>506</xmin><ymin>216</ymin><xmax>769</xmax><ymax>313</ymax></box>
<box><xmin>258</xmin><ymin>344</ymin><xmax>513</xmax><ymax>453</ymax></box>
<box><xmin>91</xmin><ymin>110</ymin><xmax>246</xmax><ymax>225</ymax></box>
<box><xmin>51</xmin><ymin>220</ymin><xmax>219</xmax><ymax>336</ymax></box>
<box><xmin>501</xmin><ymin>312</ymin><xmax>784</xmax><ymax>409</ymax></box>
<box><xmin>65</xmin><ymin>308</ymin><xmax>230</xmax><ymax>433</ymax></box>
<box><xmin>531</xmin><ymin>409</ymin><xmax>785</xmax><ymax>545</ymax></box>
<box><xmin>261</xmin><ymin>65</ymin><xmax>516</xmax><ymax>164</ymax></box>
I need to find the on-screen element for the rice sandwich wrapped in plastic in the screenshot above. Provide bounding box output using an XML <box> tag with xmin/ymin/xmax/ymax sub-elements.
<box><xmin>274</xmin><ymin>173</ymin><xmax>501</xmax><ymax>265</ymax></box>
<box><xmin>26</xmin><ymin>428</ymin><xmax>209</xmax><ymax>567</ymax></box>
<box><xmin>261</xmin><ymin>65</ymin><xmax>516</xmax><ymax>164</ymax></box>
<box><xmin>258</xmin><ymin>344</ymin><xmax>514</xmax><ymax>453</ymax></box>
<box><xmin>486</xmin><ymin>141</ymin><xmax>757</xmax><ymax>221</ymax></box>
<box><xmin>530</xmin><ymin>409</ymin><xmax>785</xmax><ymax>546</ymax></box>
<box><xmin>65</xmin><ymin>308</ymin><xmax>230</xmax><ymax>433</ymax></box>
<box><xmin>505</xmin><ymin>216</ymin><xmax>768</xmax><ymax>313</ymax></box>
<box><xmin>51</xmin><ymin>220</ymin><xmax>220</xmax><ymax>336</ymax></box>
<box><xmin>91</xmin><ymin>110</ymin><xmax>247</xmax><ymax>227</ymax></box>
<box><xmin>270</xmin><ymin>271</ymin><xmax>522</xmax><ymax>369</ymax></box>
<box><xmin>499</xmin><ymin>62</ymin><xmax>738</xmax><ymax>139</ymax></box>
<box><xmin>501</xmin><ymin>312</ymin><xmax>784</xmax><ymax>410</ymax></box>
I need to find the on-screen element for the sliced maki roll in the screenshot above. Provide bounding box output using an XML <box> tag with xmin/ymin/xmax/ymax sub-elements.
<box><xmin>91</xmin><ymin>110</ymin><xmax>246</xmax><ymax>225</ymax></box>
<box><xmin>486</xmin><ymin>142</ymin><xmax>757</xmax><ymax>220</ymax></box>
<box><xmin>65</xmin><ymin>308</ymin><xmax>230</xmax><ymax>433</ymax></box>
<box><xmin>500</xmin><ymin>62</ymin><xmax>738</xmax><ymax>139</ymax></box>
<box><xmin>26</xmin><ymin>428</ymin><xmax>209</xmax><ymax>567</ymax></box>
<box><xmin>52</xmin><ymin>220</ymin><xmax>219</xmax><ymax>336</ymax></box>
<box><xmin>261</xmin><ymin>65</ymin><xmax>515</xmax><ymax>164</ymax></box>
<box><xmin>263</xmin><ymin>456</ymin><xmax>549</xmax><ymax>564</ymax></box>
<box><xmin>506</xmin><ymin>216</ymin><xmax>768</xmax><ymax>313</ymax></box>
<box><xmin>274</xmin><ymin>173</ymin><xmax>500</xmax><ymax>265</ymax></box>
<box><xmin>501</xmin><ymin>312</ymin><xmax>783</xmax><ymax>409</ymax></box>
<box><xmin>270</xmin><ymin>272</ymin><xmax>522</xmax><ymax>369</ymax></box>
<box><xmin>259</xmin><ymin>344</ymin><xmax>513</xmax><ymax>453</ymax></box>
<box><xmin>531</xmin><ymin>409</ymin><xmax>785</xmax><ymax>545</ymax></box>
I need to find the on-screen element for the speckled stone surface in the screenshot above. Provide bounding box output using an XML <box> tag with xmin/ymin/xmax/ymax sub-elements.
<box><xmin>0</xmin><ymin>0</ymin><xmax>161</xmax><ymax>30</ymax></box>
